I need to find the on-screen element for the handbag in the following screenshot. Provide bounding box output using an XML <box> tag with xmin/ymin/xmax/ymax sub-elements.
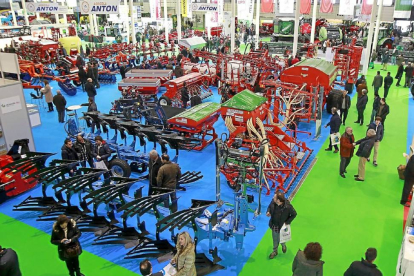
<box><xmin>94</xmin><ymin>160</ymin><xmax>108</xmax><ymax>170</ymax></box>
<box><xmin>63</xmin><ymin>243</ymin><xmax>81</xmax><ymax>259</ymax></box>
<box><xmin>330</xmin><ymin>133</ymin><xmax>341</xmax><ymax>146</ymax></box>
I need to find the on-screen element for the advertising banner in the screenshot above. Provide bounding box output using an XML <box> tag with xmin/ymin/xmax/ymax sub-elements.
<box><xmin>156</xmin><ymin>0</ymin><xmax>161</xmax><ymax>20</ymax></box>
<box><xmin>218</xmin><ymin>0</ymin><xmax>224</xmax><ymax>23</ymax></box>
<box><xmin>261</xmin><ymin>0</ymin><xmax>274</xmax><ymax>13</ymax></box>
<box><xmin>150</xmin><ymin>0</ymin><xmax>156</xmax><ymax>19</ymax></box>
<box><xmin>80</xmin><ymin>0</ymin><xmax>120</xmax><ymax>14</ymax></box>
<box><xmin>361</xmin><ymin>0</ymin><xmax>372</xmax><ymax>15</ymax></box>
<box><xmin>320</xmin><ymin>0</ymin><xmax>333</xmax><ymax>13</ymax></box>
<box><xmin>182</xmin><ymin>0</ymin><xmax>188</xmax><ymax>18</ymax></box>
<box><xmin>187</xmin><ymin>0</ymin><xmax>192</xmax><ymax>19</ymax></box>
<box><xmin>237</xmin><ymin>0</ymin><xmax>254</xmax><ymax>21</ymax></box>
<box><xmin>394</xmin><ymin>0</ymin><xmax>414</xmax><ymax>19</ymax></box>
<box><xmin>300</xmin><ymin>0</ymin><xmax>311</xmax><ymax>15</ymax></box>
<box><xmin>338</xmin><ymin>0</ymin><xmax>355</xmax><ymax>16</ymax></box>
<box><xmin>191</xmin><ymin>3</ymin><xmax>218</xmax><ymax>12</ymax></box>
<box><xmin>279</xmin><ymin>0</ymin><xmax>294</xmax><ymax>14</ymax></box>
<box><xmin>26</xmin><ymin>3</ymin><xmax>68</xmax><ymax>14</ymax></box>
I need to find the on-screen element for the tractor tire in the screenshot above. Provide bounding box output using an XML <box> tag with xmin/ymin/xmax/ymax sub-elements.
<box><xmin>109</xmin><ymin>158</ymin><xmax>131</xmax><ymax>178</ymax></box>
<box><xmin>158</xmin><ymin>96</ymin><xmax>172</xmax><ymax>106</ymax></box>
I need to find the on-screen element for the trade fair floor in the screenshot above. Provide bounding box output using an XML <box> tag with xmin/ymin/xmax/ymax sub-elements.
<box><xmin>0</xmin><ymin>64</ymin><xmax>412</xmax><ymax>276</ymax></box>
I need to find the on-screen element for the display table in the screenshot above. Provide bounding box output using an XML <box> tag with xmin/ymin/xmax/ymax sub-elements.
<box><xmin>26</xmin><ymin>104</ymin><xmax>41</xmax><ymax>127</ymax></box>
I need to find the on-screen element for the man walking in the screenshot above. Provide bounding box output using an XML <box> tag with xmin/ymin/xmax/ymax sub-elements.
<box><xmin>367</xmin><ymin>117</ymin><xmax>384</xmax><ymax>167</ymax></box>
<box><xmin>401</xmin><ymin>154</ymin><xmax>414</xmax><ymax>206</ymax></box>
<box><xmin>404</xmin><ymin>62</ymin><xmax>413</xmax><ymax>88</ymax></box>
<box><xmin>181</xmin><ymin>82</ymin><xmax>189</xmax><ymax>108</ymax></box>
<box><xmin>355</xmin><ymin>89</ymin><xmax>368</xmax><ymax>126</ymax></box>
<box><xmin>372</xmin><ymin>71</ymin><xmax>383</xmax><ymax>95</ymax></box>
<box><xmin>339</xmin><ymin>90</ymin><xmax>351</xmax><ymax>125</ymax></box>
<box><xmin>383</xmin><ymin>72</ymin><xmax>393</xmax><ymax>98</ymax></box>
<box><xmin>325</xmin><ymin>107</ymin><xmax>342</xmax><ymax>153</ymax></box>
<box><xmin>148</xmin><ymin>150</ymin><xmax>162</xmax><ymax>196</ymax></box>
<box><xmin>52</xmin><ymin>90</ymin><xmax>66</xmax><ymax>123</ymax></box>
<box><xmin>396</xmin><ymin>62</ymin><xmax>404</xmax><ymax>86</ymax></box>
<box><xmin>266</xmin><ymin>191</ymin><xmax>297</xmax><ymax>259</ymax></box>
<box><xmin>85</xmin><ymin>78</ymin><xmax>97</xmax><ymax>101</ymax></box>
<box><xmin>376</xmin><ymin>98</ymin><xmax>390</xmax><ymax>127</ymax></box>
<box><xmin>0</xmin><ymin>245</ymin><xmax>22</xmax><ymax>276</ymax></box>
<box><xmin>156</xmin><ymin>154</ymin><xmax>182</xmax><ymax>213</ymax></box>
<box><xmin>344</xmin><ymin>248</ymin><xmax>383</xmax><ymax>276</ymax></box>
<box><xmin>369</xmin><ymin>94</ymin><xmax>380</xmax><ymax>125</ymax></box>
<box><xmin>339</xmin><ymin>127</ymin><xmax>355</xmax><ymax>178</ymax></box>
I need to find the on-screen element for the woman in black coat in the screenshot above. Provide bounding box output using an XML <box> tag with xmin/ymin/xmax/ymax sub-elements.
<box><xmin>51</xmin><ymin>215</ymin><xmax>84</xmax><ymax>276</ymax></box>
<box><xmin>401</xmin><ymin>154</ymin><xmax>414</xmax><ymax>205</ymax></box>
<box><xmin>354</xmin><ymin>129</ymin><xmax>376</xmax><ymax>181</ymax></box>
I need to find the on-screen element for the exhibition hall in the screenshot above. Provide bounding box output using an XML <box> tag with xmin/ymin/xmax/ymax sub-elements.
<box><xmin>0</xmin><ymin>0</ymin><xmax>414</xmax><ymax>275</ymax></box>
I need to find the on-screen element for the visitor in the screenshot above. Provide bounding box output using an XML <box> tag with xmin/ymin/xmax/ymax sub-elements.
<box><xmin>383</xmin><ymin>72</ymin><xmax>393</xmax><ymax>99</ymax></box>
<box><xmin>92</xmin><ymin>136</ymin><xmax>111</xmax><ymax>169</ymax></box>
<box><xmin>325</xmin><ymin>107</ymin><xmax>342</xmax><ymax>153</ymax></box>
<box><xmin>78</xmin><ymin>66</ymin><xmax>87</xmax><ymax>92</ymax></box>
<box><xmin>266</xmin><ymin>191</ymin><xmax>297</xmax><ymax>259</ymax></box>
<box><xmin>391</xmin><ymin>46</ymin><xmax>397</xmax><ymax>65</ymax></box>
<box><xmin>120</xmin><ymin>63</ymin><xmax>126</xmax><ymax>79</ymax></box>
<box><xmin>353</xmin><ymin>129</ymin><xmax>376</xmax><ymax>182</ymax></box>
<box><xmin>404</xmin><ymin>62</ymin><xmax>413</xmax><ymax>88</ymax></box>
<box><xmin>339</xmin><ymin>127</ymin><xmax>355</xmax><ymax>178</ymax></box>
<box><xmin>344</xmin><ymin>248</ymin><xmax>382</xmax><ymax>276</ymax></box>
<box><xmin>0</xmin><ymin>245</ymin><xmax>22</xmax><ymax>276</ymax></box>
<box><xmin>355</xmin><ymin>75</ymin><xmax>365</xmax><ymax>88</ymax></box>
<box><xmin>174</xmin><ymin>64</ymin><xmax>184</xmax><ymax>78</ymax></box>
<box><xmin>51</xmin><ymin>215</ymin><xmax>84</xmax><ymax>276</ymax></box>
<box><xmin>53</xmin><ymin>90</ymin><xmax>67</xmax><ymax>123</ymax></box>
<box><xmin>156</xmin><ymin>154</ymin><xmax>182</xmax><ymax>213</ymax></box>
<box><xmin>381</xmin><ymin>50</ymin><xmax>389</xmax><ymax>70</ymax></box>
<box><xmin>369</xmin><ymin>94</ymin><xmax>380</xmax><ymax>125</ymax></box>
<box><xmin>395</xmin><ymin>61</ymin><xmax>404</xmax><ymax>86</ymax></box>
<box><xmin>292</xmin><ymin>242</ymin><xmax>324</xmax><ymax>276</ymax></box>
<box><xmin>356</xmin><ymin>80</ymin><xmax>367</xmax><ymax>98</ymax></box>
<box><xmin>370</xmin><ymin>50</ymin><xmax>377</xmax><ymax>69</ymax></box>
<box><xmin>85</xmin><ymin>78</ymin><xmax>97</xmax><ymax>101</ymax></box>
<box><xmin>181</xmin><ymin>82</ymin><xmax>189</xmax><ymax>109</ymax></box>
<box><xmin>190</xmin><ymin>92</ymin><xmax>202</xmax><ymax>107</ymax></box>
<box><xmin>41</xmin><ymin>80</ymin><xmax>54</xmax><ymax>112</ymax></box>
<box><xmin>74</xmin><ymin>135</ymin><xmax>94</xmax><ymax>168</ymax></box>
<box><xmin>148</xmin><ymin>150</ymin><xmax>162</xmax><ymax>196</ymax></box>
<box><xmin>76</xmin><ymin>55</ymin><xmax>85</xmax><ymax>69</ymax></box>
<box><xmin>170</xmin><ymin>232</ymin><xmax>196</xmax><ymax>276</ymax></box>
<box><xmin>401</xmin><ymin>154</ymin><xmax>414</xmax><ymax>206</ymax></box>
<box><xmin>411</xmin><ymin>79</ymin><xmax>414</xmax><ymax>100</ymax></box>
<box><xmin>354</xmin><ymin>89</ymin><xmax>368</xmax><ymax>126</ymax></box>
<box><xmin>92</xmin><ymin>63</ymin><xmax>100</xmax><ymax>88</ymax></box>
<box><xmin>372</xmin><ymin>71</ymin><xmax>383</xmax><ymax>95</ymax></box>
<box><xmin>61</xmin><ymin>138</ymin><xmax>78</xmax><ymax>176</ymax></box>
<box><xmin>340</xmin><ymin>90</ymin><xmax>351</xmax><ymax>125</ymax></box>
<box><xmin>139</xmin><ymin>259</ymin><xmax>162</xmax><ymax>276</ymax></box>
<box><xmin>367</xmin><ymin>117</ymin><xmax>384</xmax><ymax>167</ymax></box>
<box><xmin>375</xmin><ymin>98</ymin><xmax>389</xmax><ymax>128</ymax></box>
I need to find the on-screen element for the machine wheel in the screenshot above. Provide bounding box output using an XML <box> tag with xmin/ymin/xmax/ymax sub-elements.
<box><xmin>227</xmin><ymin>181</ymin><xmax>241</xmax><ymax>192</ymax></box>
<box><xmin>109</xmin><ymin>158</ymin><xmax>131</xmax><ymax>178</ymax></box>
<box><xmin>158</xmin><ymin>96</ymin><xmax>172</xmax><ymax>106</ymax></box>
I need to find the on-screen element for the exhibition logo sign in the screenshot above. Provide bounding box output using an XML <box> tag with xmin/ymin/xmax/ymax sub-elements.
<box><xmin>0</xmin><ymin>96</ymin><xmax>22</xmax><ymax>114</ymax></box>
<box><xmin>80</xmin><ymin>0</ymin><xmax>120</xmax><ymax>14</ymax></box>
<box><xmin>191</xmin><ymin>3</ymin><xmax>218</xmax><ymax>12</ymax></box>
<box><xmin>26</xmin><ymin>3</ymin><xmax>69</xmax><ymax>14</ymax></box>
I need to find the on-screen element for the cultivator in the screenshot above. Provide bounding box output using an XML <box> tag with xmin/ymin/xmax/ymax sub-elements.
<box><xmin>332</xmin><ymin>37</ymin><xmax>363</xmax><ymax>85</ymax></box>
<box><xmin>125</xmin><ymin>69</ymin><xmax>173</xmax><ymax>86</ymax></box>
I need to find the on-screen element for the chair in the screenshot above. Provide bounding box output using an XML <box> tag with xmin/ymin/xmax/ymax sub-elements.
<box><xmin>30</xmin><ymin>91</ymin><xmax>45</xmax><ymax>111</ymax></box>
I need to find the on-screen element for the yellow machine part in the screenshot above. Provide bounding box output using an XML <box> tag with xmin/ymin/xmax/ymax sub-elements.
<box><xmin>59</xmin><ymin>36</ymin><xmax>81</xmax><ymax>53</ymax></box>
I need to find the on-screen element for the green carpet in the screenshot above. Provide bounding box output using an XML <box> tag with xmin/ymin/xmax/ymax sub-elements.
<box><xmin>0</xmin><ymin>213</ymin><xmax>137</xmax><ymax>276</ymax></box>
<box><xmin>240</xmin><ymin>64</ymin><xmax>406</xmax><ymax>275</ymax></box>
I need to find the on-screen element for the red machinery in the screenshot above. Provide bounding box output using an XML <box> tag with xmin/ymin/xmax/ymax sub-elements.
<box><xmin>280</xmin><ymin>58</ymin><xmax>337</xmax><ymax>106</ymax></box>
<box><xmin>167</xmin><ymin>102</ymin><xmax>221</xmax><ymax>151</ymax></box>
<box><xmin>210</xmin><ymin>26</ymin><xmax>223</xmax><ymax>37</ymax></box>
<box><xmin>332</xmin><ymin>37</ymin><xmax>363</xmax><ymax>85</ymax></box>
<box><xmin>160</xmin><ymin>73</ymin><xmax>212</xmax><ymax>107</ymax></box>
<box><xmin>118</xmin><ymin>78</ymin><xmax>161</xmax><ymax>98</ymax></box>
<box><xmin>125</xmin><ymin>69</ymin><xmax>173</xmax><ymax>86</ymax></box>
<box><xmin>300</xmin><ymin>18</ymin><xmax>328</xmax><ymax>43</ymax></box>
<box><xmin>260</xmin><ymin>22</ymin><xmax>274</xmax><ymax>36</ymax></box>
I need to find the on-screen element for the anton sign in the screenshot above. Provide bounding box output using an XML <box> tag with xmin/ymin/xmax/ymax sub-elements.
<box><xmin>26</xmin><ymin>3</ymin><xmax>68</xmax><ymax>14</ymax></box>
<box><xmin>191</xmin><ymin>3</ymin><xmax>218</xmax><ymax>12</ymax></box>
<box><xmin>80</xmin><ymin>0</ymin><xmax>120</xmax><ymax>14</ymax></box>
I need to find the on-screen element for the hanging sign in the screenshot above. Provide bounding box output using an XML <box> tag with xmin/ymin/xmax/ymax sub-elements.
<box><xmin>80</xmin><ymin>0</ymin><xmax>120</xmax><ymax>14</ymax></box>
<box><xmin>182</xmin><ymin>0</ymin><xmax>188</xmax><ymax>17</ymax></box>
<box><xmin>0</xmin><ymin>96</ymin><xmax>22</xmax><ymax>115</ymax></box>
<box><xmin>26</xmin><ymin>3</ymin><xmax>69</xmax><ymax>14</ymax></box>
<box><xmin>279</xmin><ymin>0</ymin><xmax>294</xmax><ymax>14</ymax></box>
<box><xmin>300</xmin><ymin>0</ymin><xmax>311</xmax><ymax>14</ymax></box>
<box><xmin>156</xmin><ymin>0</ymin><xmax>161</xmax><ymax>19</ymax></box>
<box><xmin>191</xmin><ymin>3</ymin><xmax>218</xmax><ymax>12</ymax></box>
<box><xmin>261</xmin><ymin>0</ymin><xmax>274</xmax><ymax>13</ymax></box>
<box><xmin>394</xmin><ymin>0</ymin><xmax>414</xmax><ymax>19</ymax></box>
<box><xmin>320</xmin><ymin>0</ymin><xmax>333</xmax><ymax>13</ymax></box>
<box><xmin>237</xmin><ymin>0</ymin><xmax>253</xmax><ymax>21</ymax></box>
<box><xmin>217</xmin><ymin>0</ymin><xmax>224</xmax><ymax>23</ymax></box>
<box><xmin>338</xmin><ymin>0</ymin><xmax>356</xmax><ymax>16</ymax></box>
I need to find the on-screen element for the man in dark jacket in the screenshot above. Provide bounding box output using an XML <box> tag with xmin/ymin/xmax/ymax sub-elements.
<box><xmin>174</xmin><ymin>64</ymin><xmax>184</xmax><ymax>78</ymax></box>
<box><xmin>356</xmin><ymin>80</ymin><xmax>368</xmax><ymax>98</ymax></box>
<box><xmin>190</xmin><ymin>92</ymin><xmax>202</xmax><ymax>107</ymax></box>
<box><xmin>74</xmin><ymin>135</ymin><xmax>94</xmax><ymax>168</ymax></box>
<box><xmin>76</xmin><ymin>55</ymin><xmax>85</xmax><ymax>69</ymax></box>
<box><xmin>339</xmin><ymin>127</ymin><xmax>355</xmax><ymax>178</ymax></box>
<box><xmin>367</xmin><ymin>117</ymin><xmax>384</xmax><ymax>167</ymax></box>
<box><xmin>85</xmin><ymin>78</ymin><xmax>97</xmax><ymax>101</ymax></box>
<box><xmin>404</xmin><ymin>62</ymin><xmax>413</xmax><ymax>88</ymax></box>
<box><xmin>375</xmin><ymin>98</ymin><xmax>389</xmax><ymax>127</ymax></box>
<box><xmin>372</xmin><ymin>71</ymin><xmax>383</xmax><ymax>95</ymax></box>
<box><xmin>92</xmin><ymin>63</ymin><xmax>100</xmax><ymax>88</ymax></box>
<box><xmin>355</xmin><ymin>89</ymin><xmax>368</xmax><ymax>126</ymax></box>
<box><xmin>325</xmin><ymin>107</ymin><xmax>342</xmax><ymax>153</ymax></box>
<box><xmin>353</xmin><ymin>129</ymin><xmax>376</xmax><ymax>181</ymax></box>
<box><xmin>139</xmin><ymin>259</ymin><xmax>162</xmax><ymax>276</ymax></box>
<box><xmin>92</xmin><ymin>136</ymin><xmax>111</xmax><ymax>167</ymax></box>
<box><xmin>120</xmin><ymin>63</ymin><xmax>126</xmax><ymax>79</ymax></box>
<box><xmin>355</xmin><ymin>75</ymin><xmax>365</xmax><ymax>88</ymax></box>
<box><xmin>157</xmin><ymin>154</ymin><xmax>182</xmax><ymax>213</ymax></box>
<box><xmin>148</xmin><ymin>150</ymin><xmax>162</xmax><ymax>196</ymax></box>
<box><xmin>383</xmin><ymin>72</ymin><xmax>393</xmax><ymax>98</ymax></box>
<box><xmin>53</xmin><ymin>90</ymin><xmax>67</xmax><ymax>123</ymax></box>
<box><xmin>344</xmin><ymin>248</ymin><xmax>382</xmax><ymax>276</ymax></box>
<box><xmin>0</xmin><ymin>245</ymin><xmax>22</xmax><ymax>276</ymax></box>
<box><xmin>181</xmin><ymin>82</ymin><xmax>189</xmax><ymax>108</ymax></box>
<box><xmin>401</xmin><ymin>154</ymin><xmax>414</xmax><ymax>205</ymax></box>
<box><xmin>78</xmin><ymin>67</ymin><xmax>87</xmax><ymax>92</ymax></box>
<box><xmin>395</xmin><ymin>62</ymin><xmax>404</xmax><ymax>86</ymax></box>
<box><xmin>61</xmin><ymin>138</ymin><xmax>78</xmax><ymax>175</ymax></box>
<box><xmin>369</xmin><ymin>94</ymin><xmax>380</xmax><ymax>125</ymax></box>
<box><xmin>266</xmin><ymin>191</ymin><xmax>297</xmax><ymax>259</ymax></box>
<box><xmin>339</xmin><ymin>90</ymin><xmax>351</xmax><ymax>125</ymax></box>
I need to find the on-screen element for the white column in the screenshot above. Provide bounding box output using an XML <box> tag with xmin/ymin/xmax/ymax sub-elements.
<box><xmin>93</xmin><ymin>14</ymin><xmax>99</xmax><ymax>37</ymax></box>
<box><xmin>255</xmin><ymin>0</ymin><xmax>260</xmax><ymax>49</ymax></box>
<box><xmin>293</xmin><ymin>0</ymin><xmax>301</xmax><ymax>56</ymax></box>
<box><xmin>206</xmin><ymin>0</ymin><xmax>211</xmax><ymax>39</ymax></box>
<box><xmin>21</xmin><ymin>0</ymin><xmax>30</xmax><ymax>26</ymax></box>
<box><xmin>362</xmin><ymin>2</ymin><xmax>378</xmax><ymax>74</ymax></box>
<box><xmin>54</xmin><ymin>0</ymin><xmax>59</xmax><ymax>25</ymax></box>
<box><xmin>34</xmin><ymin>0</ymin><xmax>40</xmax><ymax>20</ymax></box>
<box><xmin>310</xmin><ymin>0</ymin><xmax>318</xmax><ymax>43</ymax></box>
<box><xmin>177</xmin><ymin>0</ymin><xmax>182</xmax><ymax>40</ymax></box>
<box><xmin>230</xmin><ymin>0</ymin><xmax>235</xmax><ymax>52</ymax></box>
<box><xmin>130</xmin><ymin>0</ymin><xmax>136</xmax><ymax>43</ymax></box>
<box><xmin>164</xmin><ymin>0</ymin><xmax>169</xmax><ymax>43</ymax></box>
<box><xmin>9</xmin><ymin>0</ymin><xmax>17</xmax><ymax>27</ymax></box>
<box><xmin>372</xmin><ymin>0</ymin><xmax>383</xmax><ymax>52</ymax></box>
<box><xmin>124</xmin><ymin>0</ymin><xmax>130</xmax><ymax>43</ymax></box>
<box><xmin>89</xmin><ymin>15</ymin><xmax>94</xmax><ymax>35</ymax></box>
<box><xmin>63</xmin><ymin>0</ymin><xmax>68</xmax><ymax>25</ymax></box>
